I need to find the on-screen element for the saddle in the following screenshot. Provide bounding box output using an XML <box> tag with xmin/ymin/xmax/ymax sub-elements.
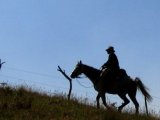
<box><xmin>101</xmin><ymin>68</ymin><xmax>129</xmax><ymax>82</ymax></box>
<box><xmin>118</xmin><ymin>69</ymin><xmax>128</xmax><ymax>78</ymax></box>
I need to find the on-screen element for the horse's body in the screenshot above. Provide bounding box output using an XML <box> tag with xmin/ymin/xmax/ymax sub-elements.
<box><xmin>71</xmin><ymin>61</ymin><xmax>152</xmax><ymax>114</ymax></box>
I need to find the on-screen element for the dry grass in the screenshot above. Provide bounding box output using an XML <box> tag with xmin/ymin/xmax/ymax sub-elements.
<box><xmin>0</xmin><ymin>85</ymin><xmax>158</xmax><ymax>120</ymax></box>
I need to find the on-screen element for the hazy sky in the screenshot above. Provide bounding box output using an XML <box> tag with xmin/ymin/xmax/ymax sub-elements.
<box><xmin>0</xmin><ymin>0</ymin><xmax>160</xmax><ymax>113</ymax></box>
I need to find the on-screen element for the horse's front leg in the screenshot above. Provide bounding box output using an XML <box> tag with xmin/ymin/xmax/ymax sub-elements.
<box><xmin>96</xmin><ymin>93</ymin><xmax>101</xmax><ymax>108</ymax></box>
<box><xmin>101</xmin><ymin>93</ymin><xmax>108</xmax><ymax>108</ymax></box>
<box><xmin>101</xmin><ymin>93</ymin><xmax>112</xmax><ymax>110</ymax></box>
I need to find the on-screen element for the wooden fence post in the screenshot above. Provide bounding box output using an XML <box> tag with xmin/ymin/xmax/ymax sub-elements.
<box><xmin>57</xmin><ymin>66</ymin><xmax>72</xmax><ymax>100</ymax></box>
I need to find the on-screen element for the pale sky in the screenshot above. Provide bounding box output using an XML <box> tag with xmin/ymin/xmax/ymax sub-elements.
<box><xmin>0</xmin><ymin>0</ymin><xmax>160</xmax><ymax>113</ymax></box>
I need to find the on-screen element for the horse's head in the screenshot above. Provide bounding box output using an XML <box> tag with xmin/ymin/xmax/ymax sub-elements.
<box><xmin>70</xmin><ymin>61</ymin><xmax>83</xmax><ymax>78</ymax></box>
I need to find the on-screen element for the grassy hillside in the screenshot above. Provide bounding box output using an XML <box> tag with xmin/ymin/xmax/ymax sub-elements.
<box><xmin>0</xmin><ymin>85</ymin><xmax>158</xmax><ymax>120</ymax></box>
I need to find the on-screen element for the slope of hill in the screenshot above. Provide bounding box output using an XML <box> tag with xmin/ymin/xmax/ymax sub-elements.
<box><xmin>0</xmin><ymin>85</ymin><xmax>158</xmax><ymax>120</ymax></box>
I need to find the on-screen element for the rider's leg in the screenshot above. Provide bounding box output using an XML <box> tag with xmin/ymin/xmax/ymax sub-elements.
<box><xmin>100</xmin><ymin>68</ymin><xmax>108</xmax><ymax>78</ymax></box>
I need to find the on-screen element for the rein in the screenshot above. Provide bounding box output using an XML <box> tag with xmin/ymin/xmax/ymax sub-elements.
<box><xmin>76</xmin><ymin>75</ymin><xmax>87</xmax><ymax>79</ymax></box>
<box><xmin>75</xmin><ymin>77</ymin><xmax>93</xmax><ymax>88</ymax></box>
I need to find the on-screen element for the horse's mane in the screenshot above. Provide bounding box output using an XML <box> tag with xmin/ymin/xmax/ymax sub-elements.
<box><xmin>80</xmin><ymin>63</ymin><xmax>101</xmax><ymax>84</ymax></box>
<box><xmin>82</xmin><ymin>64</ymin><xmax>101</xmax><ymax>74</ymax></box>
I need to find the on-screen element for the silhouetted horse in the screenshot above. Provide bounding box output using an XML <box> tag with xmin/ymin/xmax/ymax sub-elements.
<box><xmin>70</xmin><ymin>61</ymin><xmax>152</xmax><ymax>114</ymax></box>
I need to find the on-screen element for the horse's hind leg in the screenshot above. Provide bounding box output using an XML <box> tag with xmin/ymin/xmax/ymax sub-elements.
<box><xmin>96</xmin><ymin>93</ymin><xmax>101</xmax><ymax>108</ymax></box>
<box><xmin>128</xmin><ymin>93</ymin><xmax>139</xmax><ymax>114</ymax></box>
<box><xmin>118</xmin><ymin>94</ymin><xmax>130</xmax><ymax>112</ymax></box>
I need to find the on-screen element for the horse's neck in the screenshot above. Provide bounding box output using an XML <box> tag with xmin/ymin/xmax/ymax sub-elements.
<box><xmin>82</xmin><ymin>64</ymin><xmax>100</xmax><ymax>84</ymax></box>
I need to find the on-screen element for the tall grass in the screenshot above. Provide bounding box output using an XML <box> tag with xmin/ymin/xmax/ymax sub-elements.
<box><xmin>0</xmin><ymin>85</ymin><xmax>158</xmax><ymax>120</ymax></box>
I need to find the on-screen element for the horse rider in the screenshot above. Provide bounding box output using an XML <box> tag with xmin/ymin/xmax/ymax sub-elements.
<box><xmin>100</xmin><ymin>46</ymin><xmax>120</xmax><ymax>79</ymax></box>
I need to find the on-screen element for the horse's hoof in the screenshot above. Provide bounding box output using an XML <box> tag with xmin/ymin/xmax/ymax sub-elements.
<box><xmin>118</xmin><ymin>108</ymin><xmax>122</xmax><ymax>113</ymax></box>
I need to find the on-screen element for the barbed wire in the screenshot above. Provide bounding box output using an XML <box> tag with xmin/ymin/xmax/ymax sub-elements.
<box><xmin>3</xmin><ymin>66</ymin><xmax>58</xmax><ymax>79</ymax></box>
<box><xmin>153</xmin><ymin>96</ymin><xmax>160</xmax><ymax>100</ymax></box>
<box><xmin>0</xmin><ymin>73</ymin><xmax>96</xmax><ymax>96</ymax></box>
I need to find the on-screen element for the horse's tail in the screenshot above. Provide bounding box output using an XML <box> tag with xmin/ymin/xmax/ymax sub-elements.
<box><xmin>134</xmin><ymin>77</ymin><xmax>152</xmax><ymax>115</ymax></box>
<box><xmin>135</xmin><ymin>77</ymin><xmax>152</xmax><ymax>101</ymax></box>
